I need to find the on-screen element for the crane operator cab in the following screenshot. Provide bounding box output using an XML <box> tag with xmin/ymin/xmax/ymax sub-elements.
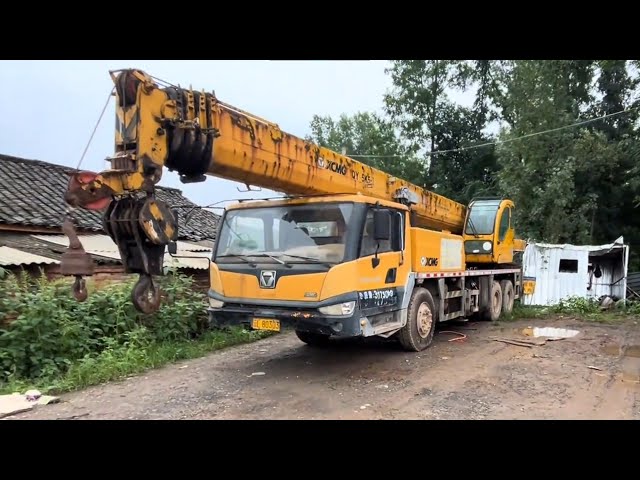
<box><xmin>463</xmin><ymin>197</ymin><xmax>521</xmax><ymax>266</ymax></box>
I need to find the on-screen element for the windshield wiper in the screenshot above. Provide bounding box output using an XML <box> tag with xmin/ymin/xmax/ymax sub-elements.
<box><xmin>466</xmin><ymin>217</ymin><xmax>480</xmax><ymax>238</ymax></box>
<box><xmin>249</xmin><ymin>253</ymin><xmax>292</xmax><ymax>268</ymax></box>
<box><xmin>216</xmin><ymin>254</ymin><xmax>257</xmax><ymax>267</ymax></box>
<box><xmin>280</xmin><ymin>253</ymin><xmax>334</xmax><ymax>267</ymax></box>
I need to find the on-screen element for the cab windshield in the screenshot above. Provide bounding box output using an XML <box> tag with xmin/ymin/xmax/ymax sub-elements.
<box><xmin>465</xmin><ymin>200</ymin><xmax>501</xmax><ymax>236</ymax></box>
<box><xmin>214</xmin><ymin>202</ymin><xmax>355</xmax><ymax>264</ymax></box>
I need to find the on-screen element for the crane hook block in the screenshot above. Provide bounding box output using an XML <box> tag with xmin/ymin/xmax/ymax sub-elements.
<box><xmin>131</xmin><ymin>274</ymin><xmax>161</xmax><ymax>314</ymax></box>
<box><xmin>72</xmin><ymin>276</ymin><xmax>88</xmax><ymax>302</ymax></box>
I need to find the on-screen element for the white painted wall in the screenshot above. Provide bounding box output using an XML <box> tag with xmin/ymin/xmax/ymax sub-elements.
<box><xmin>522</xmin><ymin>238</ymin><xmax>628</xmax><ymax>306</ymax></box>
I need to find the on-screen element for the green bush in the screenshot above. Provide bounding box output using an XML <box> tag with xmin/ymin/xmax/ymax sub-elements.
<box><xmin>503</xmin><ymin>295</ymin><xmax>640</xmax><ymax>322</ymax></box>
<box><xmin>551</xmin><ymin>296</ymin><xmax>601</xmax><ymax>315</ymax></box>
<box><xmin>0</xmin><ymin>270</ymin><xmax>209</xmax><ymax>385</ymax></box>
<box><xmin>626</xmin><ymin>301</ymin><xmax>640</xmax><ymax>315</ymax></box>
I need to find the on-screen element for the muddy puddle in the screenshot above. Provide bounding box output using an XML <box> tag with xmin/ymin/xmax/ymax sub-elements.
<box><xmin>601</xmin><ymin>343</ymin><xmax>640</xmax><ymax>383</ymax></box>
<box><xmin>600</xmin><ymin>344</ymin><xmax>640</xmax><ymax>358</ymax></box>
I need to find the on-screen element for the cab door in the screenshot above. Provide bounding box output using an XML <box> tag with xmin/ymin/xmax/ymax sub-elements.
<box><xmin>354</xmin><ymin>207</ymin><xmax>410</xmax><ymax>314</ymax></box>
<box><xmin>494</xmin><ymin>204</ymin><xmax>515</xmax><ymax>264</ymax></box>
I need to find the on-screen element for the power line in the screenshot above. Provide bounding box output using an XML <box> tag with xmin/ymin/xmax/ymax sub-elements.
<box><xmin>348</xmin><ymin>105</ymin><xmax>640</xmax><ymax>159</ymax></box>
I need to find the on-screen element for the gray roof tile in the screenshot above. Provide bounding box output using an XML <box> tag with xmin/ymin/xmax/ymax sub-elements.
<box><xmin>0</xmin><ymin>154</ymin><xmax>220</xmax><ymax>241</ymax></box>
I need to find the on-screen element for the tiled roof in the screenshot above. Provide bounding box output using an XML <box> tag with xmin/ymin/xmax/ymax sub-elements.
<box><xmin>0</xmin><ymin>232</ymin><xmax>213</xmax><ymax>270</ymax></box>
<box><xmin>0</xmin><ymin>232</ymin><xmax>119</xmax><ymax>265</ymax></box>
<box><xmin>0</xmin><ymin>154</ymin><xmax>219</xmax><ymax>241</ymax></box>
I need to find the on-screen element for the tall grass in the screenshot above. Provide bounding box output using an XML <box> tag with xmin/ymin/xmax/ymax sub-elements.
<box><xmin>0</xmin><ymin>269</ymin><xmax>270</xmax><ymax>394</ymax></box>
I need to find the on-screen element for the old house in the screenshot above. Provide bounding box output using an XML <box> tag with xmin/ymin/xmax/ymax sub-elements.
<box><xmin>0</xmin><ymin>154</ymin><xmax>219</xmax><ymax>289</ymax></box>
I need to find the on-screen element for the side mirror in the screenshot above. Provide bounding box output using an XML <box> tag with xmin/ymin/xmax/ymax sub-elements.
<box><xmin>168</xmin><ymin>241</ymin><xmax>177</xmax><ymax>255</ymax></box>
<box><xmin>373</xmin><ymin>209</ymin><xmax>391</xmax><ymax>241</ymax></box>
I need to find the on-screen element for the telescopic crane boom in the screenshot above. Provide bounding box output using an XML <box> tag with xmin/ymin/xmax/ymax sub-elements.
<box><xmin>67</xmin><ymin>69</ymin><xmax>466</xmax><ymax>230</ymax></box>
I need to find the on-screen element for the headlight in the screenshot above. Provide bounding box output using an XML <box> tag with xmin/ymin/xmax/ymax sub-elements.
<box><xmin>209</xmin><ymin>298</ymin><xmax>224</xmax><ymax>308</ymax></box>
<box><xmin>319</xmin><ymin>301</ymin><xmax>356</xmax><ymax>316</ymax></box>
<box><xmin>483</xmin><ymin>241</ymin><xmax>492</xmax><ymax>251</ymax></box>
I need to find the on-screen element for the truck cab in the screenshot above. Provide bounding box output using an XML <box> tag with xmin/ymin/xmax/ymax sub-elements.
<box><xmin>207</xmin><ymin>194</ymin><xmax>411</xmax><ymax>344</ymax></box>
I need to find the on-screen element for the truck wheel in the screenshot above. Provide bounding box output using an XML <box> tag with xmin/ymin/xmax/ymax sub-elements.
<box><xmin>295</xmin><ymin>330</ymin><xmax>330</xmax><ymax>347</ymax></box>
<box><xmin>398</xmin><ymin>287</ymin><xmax>437</xmax><ymax>352</ymax></box>
<box><xmin>500</xmin><ymin>279</ymin><xmax>515</xmax><ymax>314</ymax></box>
<box><xmin>487</xmin><ymin>280</ymin><xmax>503</xmax><ymax>321</ymax></box>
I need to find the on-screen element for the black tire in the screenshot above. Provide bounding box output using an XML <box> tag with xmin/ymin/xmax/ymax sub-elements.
<box><xmin>500</xmin><ymin>279</ymin><xmax>515</xmax><ymax>314</ymax></box>
<box><xmin>398</xmin><ymin>287</ymin><xmax>438</xmax><ymax>352</ymax></box>
<box><xmin>484</xmin><ymin>280</ymin><xmax>503</xmax><ymax>321</ymax></box>
<box><xmin>295</xmin><ymin>330</ymin><xmax>331</xmax><ymax>347</ymax></box>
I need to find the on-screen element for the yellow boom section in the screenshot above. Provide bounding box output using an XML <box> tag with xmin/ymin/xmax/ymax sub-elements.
<box><xmin>206</xmin><ymin>101</ymin><xmax>466</xmax><ymax>233</ymax></box>
<box><xmin>89</xmin><ymin>69</ymin><xmax>466</xmax><ymax>235</ymax></box>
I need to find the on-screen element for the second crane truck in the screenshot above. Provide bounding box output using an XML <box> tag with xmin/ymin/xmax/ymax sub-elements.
<box><xmin>62</xmin><ymin>68</ymin><xmax>526</xmax><ymax>352</ymax></box>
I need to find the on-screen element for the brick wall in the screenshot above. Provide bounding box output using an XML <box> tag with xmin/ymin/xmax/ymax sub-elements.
<box><xmin>2</xmin><ymin>263</ymin><xmax>210</xmax><ymax>294</ymax></box>
<box><xmin>45</xmin><ymin>264</ymin><xmax>133</xmax><ymax>285</ymax></box>
<box><xmin>178</xmin><ymin>268</ymin><xmax>211</xmax><ymax>292</ymax></box>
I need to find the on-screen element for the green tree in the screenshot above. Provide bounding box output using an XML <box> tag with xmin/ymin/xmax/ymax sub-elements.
<box><xmin>307</xmin><ymin>111</ymin><xmax>426</xmax><ymax>184</ymax></box>
<box><xmin>383</xmin><ymin>60</ymin><xmax>460</xmax><ymax>182</ymax></box>
<box><xmin>383</xmin><ymin>60</ymin><xmax>501</xmax><ymax>203</ymax></box>
<box><xmin>588</xmin><ymin>60</ymin><xmax>639</xmax><ymax>141</ymax></box>
<box><xmin>585</xmin><ymin>60</ymin><xmax>640</xmax><ymax>267</ymax></box>
<box><xmin>493</xmin><ymin>61</ymin><xmax>597</xmax><ymax>243</ymax></box>
<box><xmin>428</xmin><ymin>102</ymin><xmax>500</xmax><ymax>204</ymax></box>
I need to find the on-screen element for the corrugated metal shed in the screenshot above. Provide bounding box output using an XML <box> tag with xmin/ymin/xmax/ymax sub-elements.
<box><xmin>0</xmin><ymin>232</ymin><xmax>119</xmax><ymax>264</ymax></box>
<box><xmin>163</xmin><ymin>249</ymin><xmax>212</xmax><ymax>270</ymax></box>
<box><xmin>32</xmin><ymin>234</ymin><xmax>212</xmax><ymax>270</ymax></box>
<box><xmin>522</xmin><ymin>236</ymin><xmax>629</xmax><ymax>306</ymax></box>
<box><xmin>0</xmin><ymin>246</ymin><xmax>59</xmax><ymax>267</ymax></box>
<box><xmin>32</xmin><ymin>234</ymin><xmax>121</xmax><ymax>261</ymax></box>
<box><xmin>627</xmin><ymin>272</ymin><xmax>640</xmax><ymax>299</ymax></box>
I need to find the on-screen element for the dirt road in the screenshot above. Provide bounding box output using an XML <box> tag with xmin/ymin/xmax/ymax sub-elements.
<box><xmin>10</xmin><ymin>315</ymin><xmax>640</xmax><ymax>420</ymax></box>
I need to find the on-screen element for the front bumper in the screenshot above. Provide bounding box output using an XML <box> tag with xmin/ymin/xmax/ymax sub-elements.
<box><xmin>207</xmin><ymin>290</ymin><xmax>362</xmax><ymax>337</ymax></box>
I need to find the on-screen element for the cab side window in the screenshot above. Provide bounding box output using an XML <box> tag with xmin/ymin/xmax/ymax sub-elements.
<box><xmin>360</xmin><ymin>209</ymin><xmax>392</xmax><ymax>257</ymax></box>
<box><xmin>498</xmin><ymin>207</ymin><xmax>511</xmax><ymax>242</ymax></box>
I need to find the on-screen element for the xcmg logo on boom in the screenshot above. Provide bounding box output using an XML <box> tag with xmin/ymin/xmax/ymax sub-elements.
<box><xmin>317</xmin><ymin>157</ymin><xmax>348</xmax><ymax>176</ymax></box>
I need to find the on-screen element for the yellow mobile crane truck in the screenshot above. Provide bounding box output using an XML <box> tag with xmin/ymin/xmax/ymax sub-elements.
<box><xmin>62</xmin><ymin>68</ymin><xmax>526</xmax><ymax>352</ymax></box>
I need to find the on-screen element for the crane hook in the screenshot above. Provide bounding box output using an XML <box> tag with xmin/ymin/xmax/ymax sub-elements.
<box><xmin>131</xmin><ymin>274</ymin><xmax>161</xmax><ymax>314</ymax></box>
<box><xmin>72</xmin><ymin>275</ymin><xmax>88</xmax><ymax>302</ymax></box>
<box><xmin>60</xmin><ymin>216</ymin><xmax>94</xmax><ymax>302</ymax></box>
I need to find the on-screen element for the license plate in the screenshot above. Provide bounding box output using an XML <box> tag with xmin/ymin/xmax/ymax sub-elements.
<box><xmin>252</xmin><ymin>318</ymin><xmax>281</xmax><ymax>332</ymax></box>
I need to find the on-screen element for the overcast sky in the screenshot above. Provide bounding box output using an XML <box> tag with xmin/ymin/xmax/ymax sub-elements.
<box><xmin>0</xmin><ymin>60</ymin><xmax>473</xmax><ymax>211</ymax></box>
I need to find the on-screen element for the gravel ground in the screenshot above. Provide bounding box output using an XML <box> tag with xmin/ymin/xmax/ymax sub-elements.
<box><xmin>8</xmin><ymin>315</ymin><xmax>640</xmax><ymax>420</ymax></box>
